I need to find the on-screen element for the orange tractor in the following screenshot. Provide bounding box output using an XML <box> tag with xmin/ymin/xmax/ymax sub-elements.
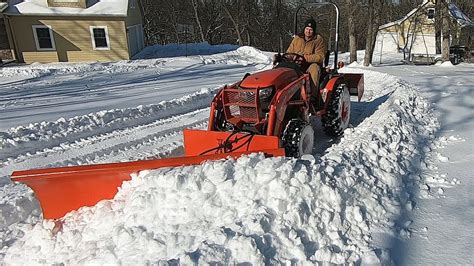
<box><xmin>12</xmin><ymin>2</ymin><xmax>363</xmax><ymax>220</ymax></box>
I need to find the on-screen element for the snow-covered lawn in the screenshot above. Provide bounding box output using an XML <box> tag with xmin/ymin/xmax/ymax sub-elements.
<box><xmin>0</xmin><ymin>43</ymin><xmax>472</xmax><ymax>264</ymax></box>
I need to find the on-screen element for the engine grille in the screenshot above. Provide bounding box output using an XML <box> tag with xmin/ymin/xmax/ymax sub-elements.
<box><xmin>223</xmin><ymin>87</ymin><xmax>260</xmax><ymax>123</ymax></box>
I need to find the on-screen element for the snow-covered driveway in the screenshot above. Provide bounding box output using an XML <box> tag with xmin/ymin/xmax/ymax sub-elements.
<box><xmin>373</xmin><ymin>62</ymin><xmax>474</xmax><ymax>265</ymax></box>
<box><xmin>0</xmin><ymin>46</ymin><xmax>269</xmax><ymax>131</ymax></box>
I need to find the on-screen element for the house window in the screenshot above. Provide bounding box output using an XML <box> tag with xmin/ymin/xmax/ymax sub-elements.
<box><xmin>427</xmin><ymin>8</ymin><xmax>435</xmax><ymax>19</ymax></box>
<box><xmin>90</xmin><ymin>26</ymin><xmax>110</xmax><ymax>50</ymax></box>
<box><xmin>130</xmin><ymin>0</ymin><xmax>136</xmax><ymax>8</ymax></box>
<box><xmin>32</xmin><ymin>25</ymin><xmax>56</xmax><ymax>51</ymax></box>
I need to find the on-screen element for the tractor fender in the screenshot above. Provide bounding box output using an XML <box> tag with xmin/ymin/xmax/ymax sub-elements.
<box><xmin>321</xmin><ymin>75</ymin><xmax>345</xmax><ymax>106</ymax></box>
<box><xmin>208</xmin><ymin>87</ymin><xmax>225</xmax><ymax>131</ymax></box>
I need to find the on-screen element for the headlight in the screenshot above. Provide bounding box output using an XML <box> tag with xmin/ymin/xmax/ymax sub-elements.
<box><xmin>259</xmin><ymin>87</ymin><xmax>274</xmax><ymax>101</ymax></box>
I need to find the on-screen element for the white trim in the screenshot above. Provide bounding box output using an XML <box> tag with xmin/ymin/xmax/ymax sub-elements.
<box><xmin>0</xmin><ymin>3</ymin><xmax>8</xmax><ymax>13</ymax></box>
<box><xmin>32</xmin><ymin>25</ymin><xmax>56</xmax><ymax>51</ymax></box>
<box><xmin>89</xmin><ymin>26</ymin><xmax>111</xmax><ymax>50</ymax></box>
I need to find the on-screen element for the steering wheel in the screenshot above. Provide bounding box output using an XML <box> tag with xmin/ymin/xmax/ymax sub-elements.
<box><xmin>275</xmin><ymin>53</ymin><xmax>307</xmax><ymax>67</ymax></box>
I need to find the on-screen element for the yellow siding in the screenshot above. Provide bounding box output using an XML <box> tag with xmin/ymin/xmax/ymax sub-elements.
<box><xmin>23</xmin><ymin>51</ymin><xmax>59</xmax><ymax>63</ymax></box>
<box><xmin>46</xmin><ymin>0</ymin><xmax>86</xmax><ymax>8</ymax></box>
<box><xmin>9</xmin><ymin>16</ymin><xmax>130</xmax><ymax>63</ymax></box>
<box><xmin>380</xmin><ymin>2</ymin><xmax>436</xmax><ymax>50</ymax></box>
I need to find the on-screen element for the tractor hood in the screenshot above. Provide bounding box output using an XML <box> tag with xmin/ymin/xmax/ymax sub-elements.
<box><xmin>240</xmin><ymin>68</ymin><xmax>299</xmax><ymax>89</ymax></box>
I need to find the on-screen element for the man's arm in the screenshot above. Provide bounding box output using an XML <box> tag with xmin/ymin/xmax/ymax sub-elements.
<box><xmin>303</xmin><ymin>35</ymin><xmax>327</xmax><ymax>65</ymax></box>
<box><xmin>286</xmin><ymin>36</ymin><xmax>297</xmax><ymax>53</ymax></box>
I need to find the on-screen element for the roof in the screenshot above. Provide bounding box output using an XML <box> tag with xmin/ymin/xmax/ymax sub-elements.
<box><xmin>379</xmin><ymin>0</ymin><xmax>430</xmax><ymax>30</ymax></box>
<box><xmin>0</xmin><ymin>2</ymin><xmax>8</xmax><ymax>12</ymax></box>
<box><xmin>4</xmin><ymin>0</ymin><xmax>129</xmax><ymax>17</ymax></box>
<box><xmin>448</xmin><ymin>3</ymin><xmax>474</xmax><ymax>28</ymax></box>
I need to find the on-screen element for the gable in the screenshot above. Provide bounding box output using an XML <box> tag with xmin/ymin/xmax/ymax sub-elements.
<box><xmin>379</xmin><ymin>0</ymin><xmax>433</xmax><ymax>30</ymax></box>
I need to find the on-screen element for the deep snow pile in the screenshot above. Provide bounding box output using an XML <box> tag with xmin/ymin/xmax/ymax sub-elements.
<box><xmin>2</xmin><ymin>71</ymin><xmax>440</xmax><ymax>264</ymax></box>
<box><xmin>0</xmin><ymin>60</ymin><xmax>159</xmax><ymax>78</ymax></box>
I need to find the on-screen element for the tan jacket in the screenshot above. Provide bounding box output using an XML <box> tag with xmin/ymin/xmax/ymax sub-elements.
<box><xmin>286</xmin><ymin>33</ymin><xmax>327</xmax><ymax>65</ymax></box>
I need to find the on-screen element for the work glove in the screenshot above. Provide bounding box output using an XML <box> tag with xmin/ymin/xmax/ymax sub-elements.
<box><xmin>273</xmin><ymin>53</ymin><xmax>282</xmax><ymax>65</ymax></box>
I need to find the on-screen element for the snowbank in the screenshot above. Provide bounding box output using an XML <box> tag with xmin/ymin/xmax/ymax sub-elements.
<box><xmin>134</xmin><ymin>42</ymin><xmax>239</xmax><ymax>59</ymax></box>
<box><xmin>133</xmin><ymin>42</ymin><xmax>271</xmax><ymax>66</ymax></box>
<box><xmin>0</xmin><ymin>60</ymin><xmax>163</xmax><ymax>78</ymax></box>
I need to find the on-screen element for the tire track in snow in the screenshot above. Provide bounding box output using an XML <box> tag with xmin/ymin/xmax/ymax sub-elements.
<box><xmin>0</xmin><ymin>109</ymin><xmax>210</xmax><ymax>180</ymax></box>
<box><xmin>0</xmin><ymin>88</ymin><xmax>218</xmax><ymax>163</ymax></box>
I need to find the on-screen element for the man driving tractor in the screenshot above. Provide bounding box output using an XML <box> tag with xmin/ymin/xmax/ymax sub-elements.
<box><xmin>275</xmin><ymin>18</ymin><xmax>327</xmax><ymax>110</ymax></box>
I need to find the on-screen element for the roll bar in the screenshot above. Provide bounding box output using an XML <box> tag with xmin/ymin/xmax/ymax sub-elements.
<box><xmin>294</xmin><ymin>2</ymin><xmax>340</xmax><ymax>71</ymax></box>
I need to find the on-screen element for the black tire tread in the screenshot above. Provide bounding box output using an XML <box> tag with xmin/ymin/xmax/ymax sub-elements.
<box><xmin>282</xmin><ymin>119</ymin><xmax>309</xmax><ymax>157</ymax></box>
<box><xmin>322</xmin><ymin>85</ymin><xmax>349</xmax><ymax>137</ymax></box>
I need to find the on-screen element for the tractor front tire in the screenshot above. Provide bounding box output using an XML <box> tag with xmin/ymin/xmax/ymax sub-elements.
<box><xmin>322</xmin><ymin>84</ymin><xmax>351</xmax><ymax>137</ymax></box>
<box><xmin>282</xmin><ymin>119</ymin><xmax>314</xmax><ymax>157</ymax></box>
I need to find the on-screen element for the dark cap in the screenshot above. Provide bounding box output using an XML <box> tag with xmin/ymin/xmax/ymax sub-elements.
<box><xmin>304</xmin><ymin>18</ymin><xmax>317</xmax><ymax>32</ymax></box>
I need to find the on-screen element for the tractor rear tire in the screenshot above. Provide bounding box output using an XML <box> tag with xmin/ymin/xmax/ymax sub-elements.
<box><xmin>282</xmin><ymin>119</ymin><xmax>314</xmax><ymax>157</ymax></box>
<box><xmin>322</xmin><ymin>84</ymin><xmax>351</xmax><ymax>137</ymax></box>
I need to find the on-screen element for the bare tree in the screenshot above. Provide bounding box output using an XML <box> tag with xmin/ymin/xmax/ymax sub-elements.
<box><xmin>440</xmin><ymin>0</ymin><xmax>451</xmax><ymax>61</ymax></box>
<box><xmin>190</xmin><ymin>0</ymin><xmax>206</xmax><ymax>42</ymax></box>
<box><xmin>220</xmin><ymin>1</ymin><xmax>244</xmax><ymax>46</ymax></box>
<box><xmin>435</xmin><ymin>0</ymin><xmax>443</xmax><ymax>54</ymax></box>
<box><xmin>346</xmin><ymin>0</ymin><xmax>358</xmax><ymax>63</ymax></box>
<box><xmin>363</xmin><ymin>0</ymin><xmax>386</xmax><ymax>66</ymax></box>
<box><xmin>363</xmin><ymin>0</ymin><xmax>376</xmax><ymax>66</ymax></box>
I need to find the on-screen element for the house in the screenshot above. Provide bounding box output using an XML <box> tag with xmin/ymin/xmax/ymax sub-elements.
<box><xmin>375</xmin><ymin>0</ymin><xmax>473</xmax><ymax>61</ymax></box>
<box><xmin>375</xmin><ymin>0</ymin><xmax>437</xmax><ymax>56</ymax></box>
<box><xmin>1</xmin><ymin>0</ymin><xmax>145</xmax><ymax>63</ymax></box>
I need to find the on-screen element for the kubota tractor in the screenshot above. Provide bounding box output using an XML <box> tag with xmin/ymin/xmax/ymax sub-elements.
<box><xmin>184</xmin><ymin>2</ymin><xmax>364</xmax><ymax>158</ymax></box>
<box><xmin>12</xmin><ymin>2</ymin><xmax>364</xmax><ymax>220</ymax></box>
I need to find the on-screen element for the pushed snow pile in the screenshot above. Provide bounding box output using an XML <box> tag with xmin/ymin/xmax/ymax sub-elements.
<box><xmin>438</xmin><ymin>61</ymin><xmax>454</xmax><ymax>67</ymax></box>
<box><xmin>134</xmin><ymin>42</ymin><xmax>238</xmax><ymax>59</ymax></box>
<box><xmin>0</xmin><ymin>60</ymin><xmax>161</xmax><ymax>78</ymax></box>
<box><xmin>3</xmin><ymin>71</ymin><xmax>439</xmax><ymax>264</ymax></box>
<box><xmin>133</xmin><ymin>42</ymin><xmax>271</xmax><ymax>65</ymax></box>
<box><xmin>200</xmin><ymin>46</ymin><xmax>272</xmax><ymax>66</ymax></box>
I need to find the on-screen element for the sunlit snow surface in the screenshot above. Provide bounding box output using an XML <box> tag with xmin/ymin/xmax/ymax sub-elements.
<box><xmin>0</xmin><ymin>43</ymin><xmax>471</xmax><ymax>264</ymax></box>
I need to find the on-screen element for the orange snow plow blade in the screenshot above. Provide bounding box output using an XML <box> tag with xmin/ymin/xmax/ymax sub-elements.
<box><xmin>12</xmin><ymin>130</ymin><xmax>284</xmax><ymax>220</ymax></box>
<box><xmin>183</xmin><ymin>129</ymin><xmax>281</xmax><ymax>156</ymax></box>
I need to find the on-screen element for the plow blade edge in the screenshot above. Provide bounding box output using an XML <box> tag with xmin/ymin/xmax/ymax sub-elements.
<box><xmin>12</xmin><ymin>148</ymin><xmax>284</xmax><ymax>220</ymax></box>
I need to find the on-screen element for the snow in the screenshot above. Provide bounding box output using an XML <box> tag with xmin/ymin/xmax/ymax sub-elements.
<box><xmin>0</xmin><ymin>45</ymin><xmax>270</xmax><ymax>131</ymax></box>
<box><xmin>439</xmin><ymin>61</ymin><xmax>455</xmax><ymax>67</ymax></box>
<box><xmin>1</xmin><ymin>44</ymin><xmax>473</xmax><ymax>264</ymax></box>
<box><xmin>5</xmin><ymin>0</ymin><xmax>128</xmax><ymax>16</ymax></box>
<box><xmin>0</xmin><ymin>3</ymin><xmax>7</xmax><ymax>12</ymax></box>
